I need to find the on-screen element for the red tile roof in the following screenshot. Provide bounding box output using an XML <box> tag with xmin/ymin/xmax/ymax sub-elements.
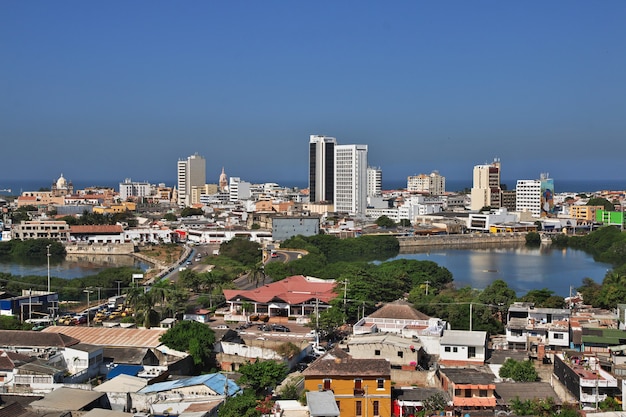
<box><xmin>224</xmin><ymin>275</ymin><xmax>337</xmax><ymax>304</ymax></box>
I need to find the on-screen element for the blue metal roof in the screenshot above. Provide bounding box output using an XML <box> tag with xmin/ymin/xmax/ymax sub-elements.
<box><xmin>139</xmin><ymin>373</ymin><xmax>240</xmax><ymax>396</ymax></box>
<box><xmin>106</xmin><ymin>364</ymin><xmax>143</xmax><ymax>380</ymax></box>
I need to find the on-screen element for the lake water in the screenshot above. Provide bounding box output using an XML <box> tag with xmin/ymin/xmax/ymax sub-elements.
<box><xmin>0</xmin><ymin>254</ymin><xmax>150</xmax><ymax>280</ymax></box>
<box><xmin>390</xmin><ymin>244</ymin><xmax>611</xmax><ymax>297</ymax></box>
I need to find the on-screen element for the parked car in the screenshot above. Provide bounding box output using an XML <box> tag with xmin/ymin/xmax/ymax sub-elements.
<box><xmin>272</xmin><ymin>324</ymin><xmax>290</xmax><ymax>332</ymax></box>
<box><xmin>258</xmin><ymin>324</ymin><xmax>272</xmax><ymax>331</ymax></box>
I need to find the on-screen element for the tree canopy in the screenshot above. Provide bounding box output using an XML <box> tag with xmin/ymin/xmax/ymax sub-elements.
<box><xmin>238</xmin><ymin>360</ymin><xmax>288</xmax><ymax>396</ymax></box>
<box><xmin>499</xmin><ymin>358</ymin><xmax>538</xmax><ymax>382</ymax></box>
<box><xmin>159</xmin><ymin>321</ymin><xmax>215</xmax><ymax>368</ymax></box>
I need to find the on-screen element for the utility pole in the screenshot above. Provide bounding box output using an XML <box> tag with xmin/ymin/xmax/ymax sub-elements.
<box><xmin>469</xmin><ymin>303</ymin><xmax>473</xmax><ymax>332</ymax></box>
<box><xmin>115</xmin><ymin>280</ymin><xmax>122</xmax><ymax>296</ymax></box>
<box><xmin>46</xmin><ymin>244</ymin><xmax>51</xmax><ymax>293</ymax></box>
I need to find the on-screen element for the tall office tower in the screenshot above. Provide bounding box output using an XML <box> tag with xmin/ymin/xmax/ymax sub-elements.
<box><xmin>367</xmin><ymin>166</ymin><xmax>383</xmax><ymax>197</ymax></box>
<box><xmin>407</xmin><ymin>171</ymin><xmax>446</xmax><ymax>195</ymax></box>
<box><xmin>516</xmin><ymin>174</ymin><xmax>554</xmax><ymax>217</ymax></box>
<box><xmin>470</xmin><ymin>159</ymin><xmax>502</xmax><ymax>211</ymax></box>
<box><xmin>177</xmin><ymin>153</ymin><xmax>206</xmax><ymax>207</ymax></box>
<box><xmin>334</xmin><ymin>144</ymin><xmax>368</xmax><ymax>216</ymax></box>
<box><xmin>516</xmin><ymin>179</ymin><xmax>541</xmax><ymax>216</ymax></box>
<box><xmin>309</xmin><ymin>135</ymin><xmax>336</xmax><ymax>203</ymax></box>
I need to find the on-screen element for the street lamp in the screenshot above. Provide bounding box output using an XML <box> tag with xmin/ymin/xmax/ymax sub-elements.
<box><xmin>46</xmin><ymin>244</ymin><xmax>51</xmax><ymax>293</ymax></box>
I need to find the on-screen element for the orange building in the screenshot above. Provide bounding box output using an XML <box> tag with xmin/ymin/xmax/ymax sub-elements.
<box><xmin>439</xmin><ymin>368</ymin><xmax>496</xmax><ymax>410</ymax></box>
<box><xmin>569</xmin><ymin>205</ymin><xmax>603</xmax><ymax>222</ymax></box>
<box><xmin>302</xmin><ymin>348</ymin><xmax>391</xmax><ymax>417</ymax></box>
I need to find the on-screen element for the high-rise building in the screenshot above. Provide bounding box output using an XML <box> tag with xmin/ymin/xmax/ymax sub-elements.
<box><xmin>516</xmin><ymin>174</ymin><xmax>554</xmax><ymax>217</ymax></box>
<box><xmin>309</xmin><ymin>135</ymin><xmax>336</xmax><ymax>203</ymax></box>
<box><xmin>367</xmin><ymin>166</ymin><xmax>382</xmax><ymax>197</ymax></box>
<box><xmin>407</xmin><ymin>171</ymin><xmax>446</xmax><ymax>195</ymax></box>
<box><xmin>334</xmin><ymin>144</ymin><xmax>368</xmax><ymax>216</ymax></box>
<box><xmin>177</xmin><ymin>153</ymin><xmax>206</xmax><ymax>207</ymax></box>
<box><xmin>516</xmin><ymin>179</ymin><xmax>541</xmax><ymax>216</ymax></box>
<box><xmin>119</xmin><ymin>178</ymin><xmax>154</xmax><ymax>201</ymax></box>
<box><xmin>470</xmin><ymin>159</ymin><xmax>502</xmax><ymax>211</ymax></box>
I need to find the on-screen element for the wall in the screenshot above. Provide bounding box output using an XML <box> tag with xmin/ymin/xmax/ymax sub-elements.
<box><xmin>65</xmin><ymin>242</ymin><xmax>135</xmax><ymax>255</ymax></box>
<box><xmin>398</xmin><ymin>233</ymin><xmax>525</xmax><ymax>249</ymax></box>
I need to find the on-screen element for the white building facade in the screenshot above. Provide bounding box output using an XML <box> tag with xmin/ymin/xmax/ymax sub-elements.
<box><xmin>309</xmin><ymin>135</ymin><xmax>336</xmax><ymax>203</ymax></box>
<box><xmin>367</xmin><ymin>166</ymin><xmax>382</xmax><ymax>197</ymax></box>
<box><xmin>334</xmin><ymin>144</ymin><xmax>368</xmax><ymax>216</ymax></box>
<box><xmin>119</xmin><ymin>179</ymin><xmax>154</xmax><ymax>201</ymax></box>
<box><xmin>516</xmin><ymin>179</ymin><xmax>541</xmax><ymax>216</ymax></box>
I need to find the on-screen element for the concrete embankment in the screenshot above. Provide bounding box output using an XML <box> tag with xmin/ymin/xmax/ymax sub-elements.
<box><xmin>397</xmin><ymin>233</ymin><xmax>526</xmax><ymax>251</ymax></box>
<box><xmin>65</xmin><ymin>242</ymin><xmax>135</xmax><ymax>255</ymax></box>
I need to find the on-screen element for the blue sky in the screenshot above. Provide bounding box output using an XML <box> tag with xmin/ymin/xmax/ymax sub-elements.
<box><xmin>2</xmin><ymin>1</ymin><xmax>625</xmax><ymax>188</ymax></box>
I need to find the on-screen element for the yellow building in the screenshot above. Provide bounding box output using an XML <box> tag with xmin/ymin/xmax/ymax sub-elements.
<box><xmin>93</xmin><ymin>202</ymin><xmax>136</xmax><ymax>214</ymax></box>
<box><xmin>569</xmin><ymin>205</ymin><xmax>603</xmax><ymax>222</ymax></box>
<box><xmin>302</xmin><ymin>349</ymin><xmax>391</xmax><ymax>417</ymax></box>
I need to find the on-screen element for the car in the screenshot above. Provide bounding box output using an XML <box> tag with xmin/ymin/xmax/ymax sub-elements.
<box><xmin>186</xmin><ymin>261</ymin><xmax>192</xmax><ymax>265</ymax></box>
<box><xmin>272</xmin><ymin>324</ymin><xmax>290</xmax><ymax>332</ymax></box>
<box><xmin>213</xmin><ymin>324</ymin><xmax>229</xmax><ymax>330</ymax></box>
<box><xmin>271</xmin><ymin>252</ymin><xmax>279</xmax><ymax>258</ymax></box>
<box><xmin>258</xmin><ymin>324</ymin><xmax>272</xmax><ymax>331</ymax></box>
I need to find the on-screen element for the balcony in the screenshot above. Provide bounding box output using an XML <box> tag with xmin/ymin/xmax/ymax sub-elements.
<box><xmin>354</xmin><ymin>388</ymin><xmax>365</xmax><ymax>396</ymax></box>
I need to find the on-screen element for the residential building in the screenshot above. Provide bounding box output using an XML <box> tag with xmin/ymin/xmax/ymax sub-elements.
<box><xmin>177</xmin><ymin>153</ymin><xmax>206</xmax><ymax>207</ymax></box>
<box><xmin>334</xmin><ymin>144</ymin><xmax>368</xmax><ymax>216</ymax></box>
<box><xmin>118</xmin><ymin>178</ymin><xmax>154</xmax><ymax>201</ymax></box>
<box><xmin>393</xmin><ymin>387</ymin><xmax>451</xmax><ymax>417</ymax></box>
<box><xmin>302</xmin><ymin>348</ymin><xmax>392</xmax><ymax>417</ymax></box>
<box><xmin>506</xmin><ymin>302</ymin><xmax>570</xmax><ymax>354</ymax></box>
<box><xmin>569</xmin><ymin>205</ymin><xmax>603</xmax><ymax>222</ymax></box>
<box><xmin>553</xmin><ymin>352</ymin><xmax>619</xmax><ymax>410</ymax></box>
<box><xmin>439</xmin><ymin>368</ymin><xmax>496</xmax><ymax>410</ymax></box>
<box><xmin>407</xmin><ymin>171</ymin><xmax>446</xmax><ymax>195</ymax></box>
<box><xmin>367</xmin><ymin>166</ymin><xmax>382</xmax><ymax>197</ymax></box>
<box><xmin>309</xmin><ymin>135</ymin><xmax>336</xmax><ymax>203</ymax></box>
<box><xmin>470</xmin><ymin>159</ymin><xmax>502</xmax><ymax>211</ymax></box>
<box><xmin>501</xmin><ymin>189</ymin><xmax>516</xmax><ymax>212</ymax></box>
<box><xmin>343</xmin><ymin>333</ymin><xmax>427</xmax><ymax>370</ymax></box>
<box><xmin>439</xmin><ymin>330</ymin><xmax>488</xmax><ymax>366</ymax></box>
<box><xmin>272</xmin><ymin>216</ymin><xmax>320</xmax><ymax>241</ymax></box>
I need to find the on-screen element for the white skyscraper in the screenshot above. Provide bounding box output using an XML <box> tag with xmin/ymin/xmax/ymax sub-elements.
<box><xmin>516</xmin><ymin>179</ymin><xmax>541</xmax><ymax>216</ymax></box>
<box><xmin>177</xmin><ymin>153</ymin><xmax>206</xmax><ymax>207</ymax></box>
<box><xmin>367</xmin><ymin>166</ymin><xmax>382</xmax><ymax>197</ymax></box>
<box><xmin>309</xmin><ymin>135</ymin><xmax>337</xmax><ymax>203</ymax></box>
<box><xmin>334</xmin><ymin>144</ymin><xmax>368</xmax><ymax>216</ymax></box>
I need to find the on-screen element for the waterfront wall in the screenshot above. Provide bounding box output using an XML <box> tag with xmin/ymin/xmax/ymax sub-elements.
<box><xmin>397</xmin><ymin>233</ymin><xmax>526</xmax><ymax>251</ymax></box>
<box><xmin>65</xmin><ymin>242</ymin><xmax>135</xmax><ymax>255</ymax></box>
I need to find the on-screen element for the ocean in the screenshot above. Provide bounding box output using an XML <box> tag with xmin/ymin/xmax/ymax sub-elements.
<box><xmin>0</xmin><ymin>178</ymin><xmax>625</xmax><ymax>197</ymax></box>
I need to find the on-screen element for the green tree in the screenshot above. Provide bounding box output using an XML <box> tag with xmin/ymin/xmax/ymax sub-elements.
<box><xmin>375</xmin><ymin>215</ymin><xmax>396</xmax><ymax>228</ymax></box>
<box><xmin>159</xmin><ymin>320</ymin><xmax>215</xmax><ymax>367</ymax></box>
<box><xmin>219</xmin><ymin>390</ymin><xmax>261</xmax><ymax>417</ymax></box>
<box><xmin>525</xmin><ymin>231</ymin><xmax>541</xmax><ymax>246</ymax></box>
<box><xmin>163</xmin><ymin>212</ymin><xmax>178</xmax><ymax>221</ymax></box>
<box><xmin>238</xmin><ymin>360</ymin><xmax>288</xmax><ymax>396</ymax></box>
<box><xmin>499</xmin><ymin>358</ymin><xmax>538</xmax><ymax>382</ymax></box>
<box><xmin>520</xmin><ymin>289</ymin><xmax>565</xmax><ymax>308</ymax></box>
<box><xmin>219</xmin><ymin>238</ymin><xmax>262</xmax><ymax>267</ymax></box>
<box><xmin>423</xmin><ymin>393</ymin><xmax>448</xmax><ymax>415</ymax></box>
<box><xmin>247</xmin><ymin>262</ymin><xmax>266</xmax><ymax>288</ymax></box>
<box><xmin>587</xmin><ymin>197</ymin><xmax>615</xmax><ymax>211</ymax></box>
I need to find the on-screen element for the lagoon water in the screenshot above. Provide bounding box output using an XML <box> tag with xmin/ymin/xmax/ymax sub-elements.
<box><xmin>390</xmin><ymin>244</ymin><xmax>611</xmax><ymax>297</ymax></box>
<box><xmin>0</xmin><ymin>254</ymin><xmax>150</xmax><ymax>280</ymax></box>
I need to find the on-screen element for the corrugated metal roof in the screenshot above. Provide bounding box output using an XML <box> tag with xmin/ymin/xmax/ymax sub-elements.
<box><xmin>139</xmin><ymin>373</ymin><xmax>240</xmax><ymax>396</ymax></box>
<box><xmin>30</xmin><ymin>387</ymin><xmax>105</xmax><ymax>411</ymax></box>
<box><xmin>106</xmin><ymin>364</ymin><xmax>143</xmax><ymax>379</ymax></box>
<box><xmin>440</xmin><ymin>330</ymin><xmax>486</xmax><ymax>346</ymax></box>
<box><xmin>41</xmin><ymin>326</ymin><xmax>166</xmax><ymax>348</ymax></box>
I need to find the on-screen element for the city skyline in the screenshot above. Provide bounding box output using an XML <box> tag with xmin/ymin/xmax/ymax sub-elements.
<box><xmin>2</xmin><ymin>2</ymin><xmax>626</xmax><ymax>185</ymax></box>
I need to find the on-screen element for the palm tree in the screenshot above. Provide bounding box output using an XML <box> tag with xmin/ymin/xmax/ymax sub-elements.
<box><xmin>247</xmin><ymin>262</ymin><xmax>266</xmax><ymax>288</ymax></box>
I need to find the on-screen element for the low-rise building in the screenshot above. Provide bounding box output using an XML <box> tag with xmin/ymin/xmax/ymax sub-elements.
<box><xmin>439</xmin><ymin>368</ymin><xmax>496</xmax><ymax>410</ymax></box>
<box><xmin>439</xmin><ymin>330</ymin><xmax>488</xmax><ymax>366</ymax></box>
<box><xmin>302</xmin><ymin>348</ymin><xmax>392</xmax><ymax>417</ymax></box>
<box><xmin>506</xmin><ymin>302</ymin><xmax>570</xmax><ymax>354</ymax></box>
<box><xmin>12</xmin><ymin>220</ymin><xmax>71</xmax><ymax>241</ymax></box>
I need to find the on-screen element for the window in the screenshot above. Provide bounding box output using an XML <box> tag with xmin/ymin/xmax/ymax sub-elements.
<box><xmin>374</xmin><ymin>349</ymin><xmax>381</xmax><ymax>356</ymax></box>
<box><xmin>323</xmin><ymin>379</ymin><xmax>331</xmax><ymax>390</ymax></box>
<box><xmin>468</xmin><ymin>346</ymin><xmax>476</xmax><ymax>358</ymax></box>
<box><xmin>373</xmin><ymin>400</ymin><xmax>380</xmax><ymax>416</ymax></box>
<box><xmin>377</xmin><ymin>378</ymin><xmax>384</xmax><ymax>389</ymax></box>
<box><xmin>453</xmin><ymin>347</ymin><xmax>458</xmax><ymax>353</ymax></box>
<box><xmin>554</xmin><ymin>333</ymin><xmax>564</xmax><ymax>339</ymax></box>
<box><xmin>444</xmin><ymin>346</ymin><xmax>451</xmax><ymax>352</ymax></box>
<box><xmin>454</xmin><ymin>389</ymin><xmax>461</xmax><ymax>396</ymax></box>
<box><xmin>511</xmin><ymin>329</ymin><xmax>523</xmax><ymax>336</ymax></box>
<box><xmin>479</xmin><ymin>389</ymin><xmax>488</xmax><ymax>397</ymax></box>
<box><xmin>397</xmin><ymin>351</ymin><xmax>404</xmax><ymax>358</ymax></box>
<box><xmin>356</xmin><ymin>400</ymin><xmax>362</xmax><ymax>416</ymax></box>
<box><xmin>355</xmin><ymin>379</ymin><xmax>362</xmax><ymax>389</ymax></box>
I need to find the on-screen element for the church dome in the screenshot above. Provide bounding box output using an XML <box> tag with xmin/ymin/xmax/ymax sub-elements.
<box><xmin>56</xmin><ymin>174</ymin><xmax>67</xmax><ymax>189</ymax></box>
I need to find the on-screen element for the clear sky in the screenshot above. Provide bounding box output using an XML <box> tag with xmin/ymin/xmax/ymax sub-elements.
<box><xmin>2</xmin><ymin>1</ymin><xmax>625</xmax><ymax>187</ymax></box>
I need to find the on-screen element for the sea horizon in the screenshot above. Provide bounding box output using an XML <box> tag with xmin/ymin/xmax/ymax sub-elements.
<box><xmin>1</xmin><ymin>177</ymin><xmax>625</xmax><ymax>197</ymax></box>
